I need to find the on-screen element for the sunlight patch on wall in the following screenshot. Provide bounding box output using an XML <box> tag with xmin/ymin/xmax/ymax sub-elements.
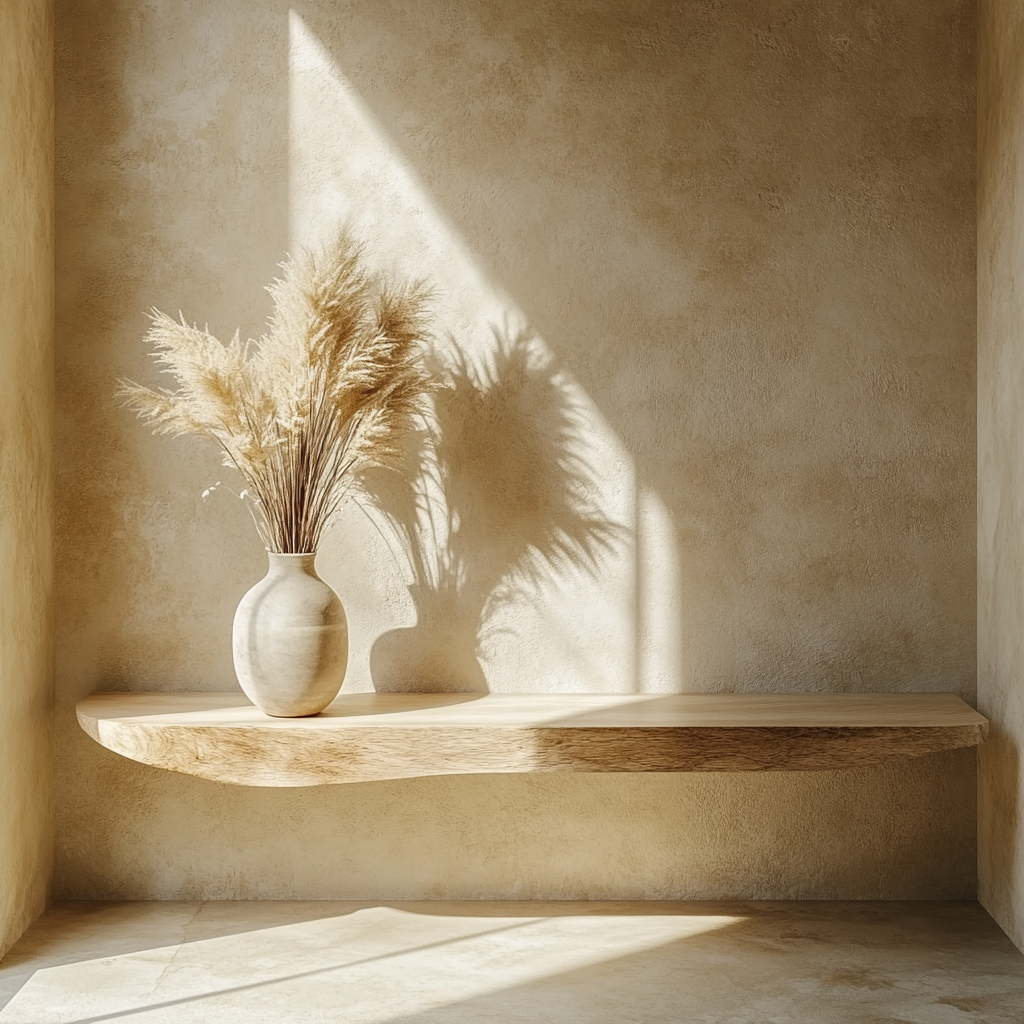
<box><xmin>288</xmin><ymin>11</ymin><xmax>683</xmax><ymax>692</ymax></box>
<box><xmin>637</xmin><ymin>488</ymin><xmax>684</xmax><ymax>690</ymax></box>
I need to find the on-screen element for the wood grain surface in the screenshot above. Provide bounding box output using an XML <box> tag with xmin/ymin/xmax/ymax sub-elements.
<box><xmin>76</xmin><ymin>691</ymin><xmax>989</xmax><ymax>787</ymax></box>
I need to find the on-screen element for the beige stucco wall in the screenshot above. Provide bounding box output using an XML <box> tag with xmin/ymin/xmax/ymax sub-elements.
<box><xmin>979</xmin><ymin>0</ymin><xmax>1024</xmax><ymax>954</ymax></box>
<box><xmin>0</xmin><ymin>0</ymin><xmax>54</xmax><ymax>959</ymax></box>
<box><xmin>54</xmin><ymin>1</ymin><xmax>976</xmax><ymax>900</ymax></box>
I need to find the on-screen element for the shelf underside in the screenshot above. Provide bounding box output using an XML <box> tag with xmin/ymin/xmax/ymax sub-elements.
<box><xmin>76</xmin><ymin>691</ymin><xmax>989</xmax><ymax>787</ymax></box>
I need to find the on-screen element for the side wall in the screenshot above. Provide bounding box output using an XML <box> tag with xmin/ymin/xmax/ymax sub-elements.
<box><xmin>55</xmin><ymin>1</ymin><xmax>976</xmax><ymax>900</ymax></box>
<box><xmin>979</xmin><ymin>0</ymin><xmax>1024</xmax><ymax>953</ymax></box>
<box><xmin>0</xmin><ymin>0</ymin><xmax>54</xmax><ymax>959</ymax></box>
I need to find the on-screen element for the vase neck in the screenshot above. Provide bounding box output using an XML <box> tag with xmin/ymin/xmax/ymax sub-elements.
<box><xmin>266</xmin><ymin>551</ymin><xmax>318</xmax><ymax>576</ymax></box>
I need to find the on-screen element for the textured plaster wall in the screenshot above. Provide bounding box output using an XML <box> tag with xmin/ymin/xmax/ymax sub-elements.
<box><xmin>54</xmin><ymin>1</ymin><xmax>976</xmax><ymax>900</ymax></box>
<box><xmin>979</xmin><ymin>0</ymin><xmax>1024</xmax><ymax>954</ymax></box>
<box><xmin>0</xmin><ymin>0</ymin><xmax>54</xmax><ymax>959</ymax></box>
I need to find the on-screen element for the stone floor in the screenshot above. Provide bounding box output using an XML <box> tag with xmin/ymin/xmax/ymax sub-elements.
<box><xmin>0</xmin><ymin>901</ymin><xmax>1022</xmax><ymax>1023</ymax></box>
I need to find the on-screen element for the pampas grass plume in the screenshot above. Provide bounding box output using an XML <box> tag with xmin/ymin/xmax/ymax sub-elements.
<box><xmin>118</xmin><ymin>233</ymin><xmax>435</xmax><ymax>553</ymax></box>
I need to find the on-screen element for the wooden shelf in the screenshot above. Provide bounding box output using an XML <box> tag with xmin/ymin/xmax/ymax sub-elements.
<box><xmin>76</xmin><ymin>691</ymin><xmax>988</xmax><ymax>787</ymax></box>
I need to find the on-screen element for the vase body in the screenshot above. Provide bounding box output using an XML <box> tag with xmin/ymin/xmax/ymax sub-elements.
<box><xmin>232</xmin><ymin>552</ymin><xmax>347</xmax><ymax>717</ymax></box>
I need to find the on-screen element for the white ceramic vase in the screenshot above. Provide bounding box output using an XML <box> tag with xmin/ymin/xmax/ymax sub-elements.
<box><xmin>232</xmin><ymin>552</ymin><xmax>348</xmax><ymax>717</ymax></box>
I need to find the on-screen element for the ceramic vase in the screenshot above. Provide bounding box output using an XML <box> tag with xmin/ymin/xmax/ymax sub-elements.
<box><xmin>232</xmin><ymin>552</ymin><xmax>348</xmax><ymax>717</ymax></box>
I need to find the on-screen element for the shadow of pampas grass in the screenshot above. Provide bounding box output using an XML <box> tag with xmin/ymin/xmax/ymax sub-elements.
<box><xmin>367</xmin><ymin>325</ymin><xmax>626</xmax><ymax>692</ymax></box>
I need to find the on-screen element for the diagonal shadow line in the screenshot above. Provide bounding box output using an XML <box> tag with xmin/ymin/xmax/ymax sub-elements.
<box><xmin>57</xmin><ymin>918</ymin><xmax>542</xmax><ymax>1024</ymax></box>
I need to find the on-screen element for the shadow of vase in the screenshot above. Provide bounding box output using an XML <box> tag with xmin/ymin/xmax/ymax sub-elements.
<box><xmin>370</xmin><ymin>586</ymin><xmax>489</xmax><ymax>693</ymax></box>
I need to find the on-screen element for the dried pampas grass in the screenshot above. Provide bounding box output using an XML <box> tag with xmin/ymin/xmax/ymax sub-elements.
<box><xmin>118</xmin><ymin>233</ymin><xmax>435</xmax><ymax>553</ymax></box>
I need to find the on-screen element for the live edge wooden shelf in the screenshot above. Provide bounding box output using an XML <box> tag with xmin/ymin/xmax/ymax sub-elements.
<box><xmin>76</xmin><ymin>691</ymin><xmax>988</xmax><ymax>788</ymax></box>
